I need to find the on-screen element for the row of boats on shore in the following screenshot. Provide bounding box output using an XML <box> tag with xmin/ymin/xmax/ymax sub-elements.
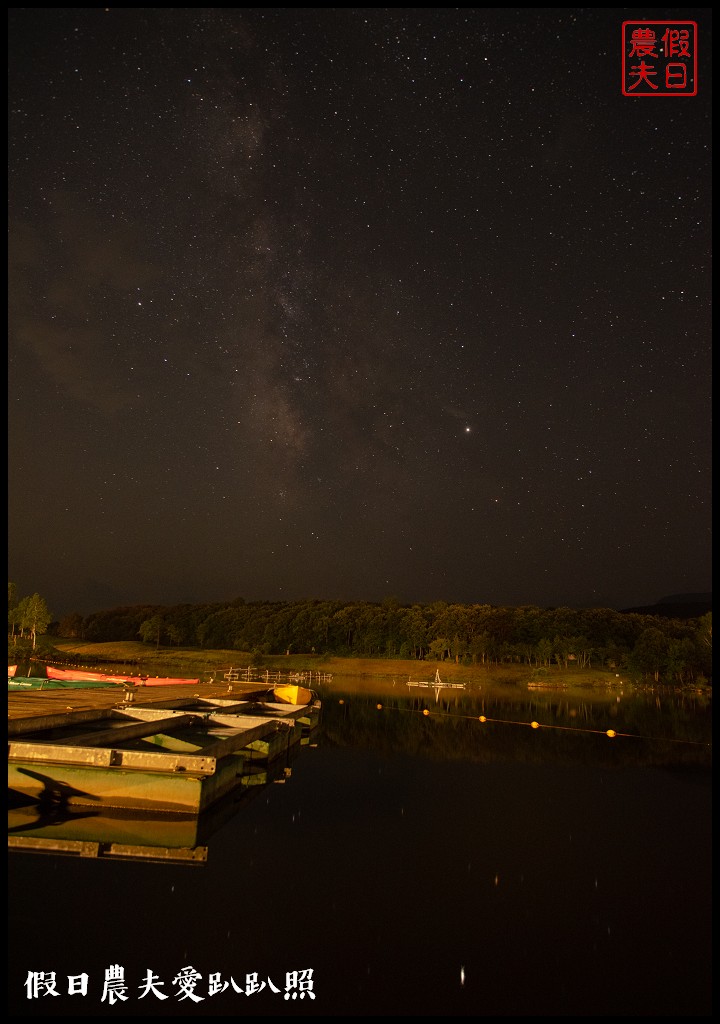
<box><xmin>8</xmin><ymin>663</ymin><xmax>311</xmax><ymax>705</ymax></box>
<box><xmin>12</xmin><ymin>663</ymin><xmax>203</xmax><ymax>686</ymax></box>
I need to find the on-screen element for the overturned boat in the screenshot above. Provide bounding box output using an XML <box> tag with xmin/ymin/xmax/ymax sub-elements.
<box><xmin>44</xmin><ymin>665</ymin><xmax>200</xmax><ymax>686</ymax></box>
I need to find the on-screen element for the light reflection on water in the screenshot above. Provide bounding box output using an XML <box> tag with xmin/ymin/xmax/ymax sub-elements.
<box><xmin>317</xmin><ymin>675</ymin><xmax>712</xmax><ymax>769</ymax></box>
<box><xmin>8</xmin><ymin>683</ymin><xmax>711</xmax><ymax>1017</ymax></box>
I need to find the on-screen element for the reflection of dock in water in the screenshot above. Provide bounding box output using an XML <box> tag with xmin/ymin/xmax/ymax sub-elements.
<box><xmin>406</xmin><ymin>669</ymin><xmax>466</xmax><ymax>703</ymax></box>
<box><xmin>8</xmin><ymin>758</ymin><xmax>297</xmax><ymax>866</ymax></box>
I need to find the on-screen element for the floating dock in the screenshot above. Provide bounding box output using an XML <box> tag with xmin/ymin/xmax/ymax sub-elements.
<box><xmin>405</xmin><ymin>669</ymin><xmax>466</xmax><ymax>702</ymax></box>
<box><xmin>8</xmin><ymin>682</ymin><xmax>321</xmax><ymax>815</ymax></box>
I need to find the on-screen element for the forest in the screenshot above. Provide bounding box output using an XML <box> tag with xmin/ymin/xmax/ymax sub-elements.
<box><xmin>28</xmin><ymin>595</ymin><xmax>712</xmax><ymax>686</ymax></box>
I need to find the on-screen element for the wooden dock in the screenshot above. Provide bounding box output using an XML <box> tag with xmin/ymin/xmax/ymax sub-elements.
<box><xmin>405</xmin><ymin>669</ymin><xmax>466</xmax><ymax>702</ymax></box>
<box><xmin>8</xmin><ymin>682</ymin><xmax>321</xmax><ymax>814</ymax></box>
<box><xmin>221</xmin><ymin>666</ymin><xmax>333</xmax><ymax>684</ymax></box>
<box><xmin>8</xmin><ymin>679</ymin><xmax>285</xmax><ymax>722</ymax></box>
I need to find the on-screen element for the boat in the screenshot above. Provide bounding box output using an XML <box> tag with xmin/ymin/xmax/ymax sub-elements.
<box><xmin>39</xmin><ymin>668</ymin><xmax>312</xmax><ymax>704</ymax></box>
<box><xmin>271</xmin><ymin>683</ymin><xmax>313</xmax><ymax>705</ymax></box>
<box><xmin>12</xmin><ymin>675</ymin><xmax>315</xmax><ymax>709</ymax></box>
<box><xmin>9</xmin><ymin>676</ymin><xmax>129</xmax><ymax>691</ymax></box>
<box><xmin>45</xmin><ymin>665</ymin><xmax>200</xmax><ymax>686</ymax></box>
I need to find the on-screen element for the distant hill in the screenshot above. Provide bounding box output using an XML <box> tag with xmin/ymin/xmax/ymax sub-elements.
<box><xmin>621</xmin><ymin>593</ymin><xmax>712</xmax><ymax>619</ymax></box>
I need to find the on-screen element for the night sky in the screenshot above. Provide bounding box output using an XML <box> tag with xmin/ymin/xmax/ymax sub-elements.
<box><xmin>8</xmin><ymin>8</ymin><xmax>712</xmax><ymax>620</ymax></box>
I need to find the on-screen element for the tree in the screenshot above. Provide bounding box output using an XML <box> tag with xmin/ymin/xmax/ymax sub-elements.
<box><xmin>9</xmin><ymin>603</ymin><xmax>23</xmax><ymax>640</ymax></box>
<box><xmin>450</xmin><ymin>634</ymin><xmax>466</xmax><ymax>664</ymax></box>
<box><xmin>535</xmin><ymin>637</ymin><xmax>553</xmax><ymax>667</ymax></box>
<box><xmin>165</xmin><ymin>623</ymin><xmax>184</xmax><ymax>646</ymax></box>
<box><xmin>552</xmin><ymin>635</ymin><xmax>570</xmax><ymax>669</ymax></box>
<box><xmin>632</xmin><ymin>627</ymin><xmax>668</xmax><ymax>682</ymax></box>
<box><xmin>402</xmin><ymin>606</ymin><xmax>429</xmax><ymax>660</ymax></box>
<box><xmin>694</xmin><ymin>612</ymin><xmax>712</xmax><ymax>653</ymax></box>
<box><xmin>8</xmin><ymin>582</ymin><xmax>21</xmax><ymax>639</ymax></box>
<box><xmin>19</xmin><ymin>593</ymin><xmax>53</xmax><ymax>650</ymax></box>
<box><xmin>567</xmin><ymin>634</ymin><xmax>592</xmax><ymax>668</ymax></box>
<box><xmin>469</xmin><ymin>630</ymin><xmax>491</xmax><ymax>665</ymax></box>
<box><xmin>138</xmin><ymin>615</ymin><xmax>164</xmax><ymax>648</ymax></box>
<box><xmin>692</xmin><ymin>612</ymin><xmax>712</xmax><ymax>679</ymax></box>
<box><xmin>429</xmin><ymin>636</ymin><xmax>449</xmax><ymax>661</ymax></box>
<box><xmin>665</xmin><ymin>638</ymin><xmax>695</xmax><ymax>684</ymax></box>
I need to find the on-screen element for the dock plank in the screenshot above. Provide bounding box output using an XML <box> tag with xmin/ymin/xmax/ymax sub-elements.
<box><xmin>7</xmin><ymin>682</ymin><xmax>275</xmax><ymax>722</ymax></box>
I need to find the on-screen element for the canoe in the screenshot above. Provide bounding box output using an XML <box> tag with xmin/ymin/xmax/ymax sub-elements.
<box><xmin>273</xmin><ymin>683</ymin><xmax>314</xmax><ymax>705</ymax></box>
<box><xmin>45</xmin><ymin>665</ymin><xmax>199</xmax><ymax>686</ymax></box>
<box><xmin>9</xmin><ymin>676</ymin><xmax>125</xmax><ymax>691</ymax></box>
<box><xmin>46</xmin><ymin>666</ymin><xmax>134</xmax><ymax>683</ymax></box>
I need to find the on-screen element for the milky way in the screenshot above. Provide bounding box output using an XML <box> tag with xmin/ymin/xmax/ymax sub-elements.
<box><xmin>8</xmin><ymin>8</ymin><xmax>712</xmax><ymax>617</ymax></box>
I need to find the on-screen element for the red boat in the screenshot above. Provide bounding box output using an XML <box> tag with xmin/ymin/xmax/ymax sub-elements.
<box><xmin>45</xmin><ymin>665</ymin><xmax>199</xmax><ymax>686</ymax></box>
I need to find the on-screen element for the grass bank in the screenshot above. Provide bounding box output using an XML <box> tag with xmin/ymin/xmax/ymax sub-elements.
<box><xmin>14</xmin><ymin>638</ymin><xmax>632</xmax><ymax>690</ymax></box>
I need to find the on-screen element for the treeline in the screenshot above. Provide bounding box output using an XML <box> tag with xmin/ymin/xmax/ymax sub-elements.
<box><xmin>49</xmin><ymin>598</ymin><xmax>712</xmax><ymax>686</ymax></box>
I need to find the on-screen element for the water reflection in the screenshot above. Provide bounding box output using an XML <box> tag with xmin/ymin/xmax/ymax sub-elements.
<box><xmin>7</xmin><ymin>755</ymin><xmax>307</xmax><ymax>865</ymax></box>
<box><xmin>7</xmin><ymin>680</ymin><xmax>712</xmax><ymax>1017</ymax></box>
<box><xmin>316</xmin><ymin>682</ymin><xmax>712</xmax><ymax>771</ymax></box>
<box><xmin>10</xmin><ymin>685</ymin><xmax>707</xmax><ymax>862</ymax></box>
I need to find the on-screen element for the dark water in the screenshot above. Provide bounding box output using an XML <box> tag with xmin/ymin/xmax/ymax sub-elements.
<box><xmin>8</xmin><ymin>682</ymin><xmax>712</xmax><ymax>1017</ymax></box>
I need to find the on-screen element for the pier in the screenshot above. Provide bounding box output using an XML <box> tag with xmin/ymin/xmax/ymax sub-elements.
<box><xmin>405</xmin><ymin>669</ymin><xmax>466</xmax><ymax>702</ymax></box>
<box><xmin>8</xmin><ymin>681</ymin><xmax>321</xmax><ymax>815</ymax></box>
<box><xmin>221</xmin><ymin>666</ymin><xmax>333</xmax><ymax>684</ymax></box>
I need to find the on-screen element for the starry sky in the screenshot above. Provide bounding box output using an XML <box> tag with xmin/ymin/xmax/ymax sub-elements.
<box><xmin>8</xmin><ymin>8</ymin><xmax>712</xmax><ymax>620</ymax></box>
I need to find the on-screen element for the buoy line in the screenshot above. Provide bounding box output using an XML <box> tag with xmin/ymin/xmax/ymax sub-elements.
<box><xmin>341</xmin><ymin>700</ymin><xmax>712</xmax><ymax>747</ymax></box>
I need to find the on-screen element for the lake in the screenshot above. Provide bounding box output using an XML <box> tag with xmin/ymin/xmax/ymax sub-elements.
<box><xmin>8</xmin><ymin>675</ymin><xmax>712</xmax><ymax>1017</ymax></box>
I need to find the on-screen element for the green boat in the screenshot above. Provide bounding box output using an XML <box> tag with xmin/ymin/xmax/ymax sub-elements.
<box><xmin>8</xmin><ymin>676</ymin><xmax>125</xmax><ymax>691</ymax></box>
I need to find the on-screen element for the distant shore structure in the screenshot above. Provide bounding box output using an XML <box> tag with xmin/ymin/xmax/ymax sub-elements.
<box><xmin>220</xmin><ymin>666</ymin><xmax>333</xmax><ymax>685</ymax></box>
<box><xmin>406</xmin><ymin>668</ymin><xmax>466</xmax><ymax>702</ymax></box>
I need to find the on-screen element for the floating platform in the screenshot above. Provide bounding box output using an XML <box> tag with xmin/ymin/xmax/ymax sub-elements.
<box><xmin>8</xmin><ymin>685</ymin><xmax>321</xmax><ymax>815</ymax></box>
<box><xmin>527</xmin><ymin>682</ymin><xmax>570</xmax><ymax>691</ymax></box>
<box><xmin>405</xmin><ymin>669</ymin><xmax>465</xmax><ymax>691</ymax></box>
